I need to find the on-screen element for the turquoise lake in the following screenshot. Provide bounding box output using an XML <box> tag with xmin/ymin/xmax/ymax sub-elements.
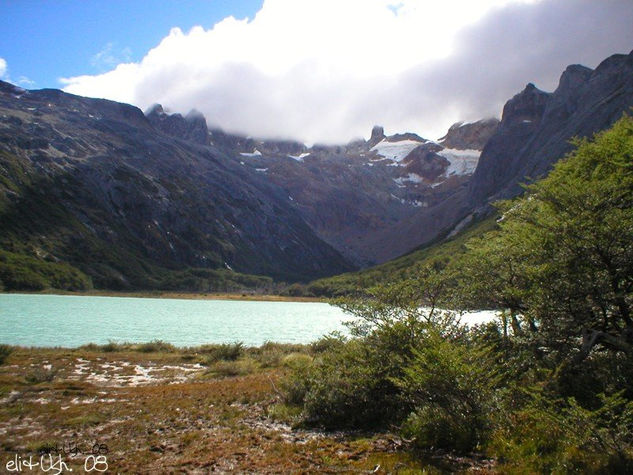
<box><xmin>0</xmin><ymin>293</ymin><xmax>498</xmax><ymax>348</ymax></box>
<box><xmin>0</xmin><ymin>294</ymin><xmax>349</xmax><ymax>347</ymax></box>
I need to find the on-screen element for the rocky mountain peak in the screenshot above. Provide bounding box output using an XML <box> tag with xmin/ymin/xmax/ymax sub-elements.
<box><xmin>369</xmin><ymin>125</ymin><xmax>386</xmax><ymax>146</ymax></box>
<box><xmin>592</xmin><ymin>49</ymin><xmax>633</xmax><ymax>77</ymax></box>
<box><xmin>0</xmin><ymin>80</ymin><xmax>27</xmax><ymax>97</ymax></box>
<box><xmin>439</xmin><ymin>118</ymin><xmax>500</xmax><ymax>150</ymax></box>
<box><xmin>146</xmin><ymin>105</ymin><xmax>209</xmax><ymax>145</ymax></box>
<box><xmin>501</xmin><ymin>83</ymin><xmax>551</xmax><ymax>126</ymax></box>
<box><xmin>469</xmin><ymin>49</ymin><xmax>633</xmax><ymax>207</ymax></box>
<box><xmin>146</xmin><ymin>103</ymin><xmax>166</xmax><ymax>116</ymax></box>
<box><xmin>556</xmin><ymin>64</ymin><xmax>592</xmax><ymax>95</ymax></box>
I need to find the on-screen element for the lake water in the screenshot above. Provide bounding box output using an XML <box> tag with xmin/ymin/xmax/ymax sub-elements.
<box><xmin>0</xmin><ymin>294</ymin><xmax>498</xmax><ymax>348</ymax></box>
<box><xmin>0</xmin><ymin>294</ymin><xmax>350</xmax><ymax>347</ymax></box>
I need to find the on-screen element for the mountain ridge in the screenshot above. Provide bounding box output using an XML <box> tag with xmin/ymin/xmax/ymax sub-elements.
<box><xmin>1</xmin><ymin>49</ymin><xmax>632</xmax><ymax>291</ymax></box>
<box><xmin>0</xmin><ymin>82</ymin><xmax>354</xmax><ymax>288</ymax></box>
<box><xmin>145</xmin><ymin>103</ymin><xmax>497</xmax><ymax>266</ymax></box>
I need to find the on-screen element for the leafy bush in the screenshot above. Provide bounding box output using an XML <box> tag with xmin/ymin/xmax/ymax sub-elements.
<box><xmin>250</xmin><ymin>341</ymin><xmax>310</xmax><ymax>367</ymax></box>
<box><xmin>490</xmin><ymin>390</ymin><xmax>633</xmax><ymax>473</ymax></box>
<box><xmin>396</xmin><ymin>332</ymin><xmax>498</xmax><ymax>452</ymax></box>
<box><xmin>308</xmin><ymin>333</ymin><xmax>346</xmax><ymax>354</ymax></box>
<box><xmin>101</xmin><ymin>341</ymin><xmax>126</xmax><ymax>352</ymax></box>
<box><xmin>286</xmin><ymin>275</ymin><xmax>472</xmax><ymax>431</ymax></box>
<box><xmin>80</xmin><ymin>341</ymin><xmax>128</xmax><ymax>352</ymax></box>
<box><xmin>281</xmin><ymin>353</ymin><xmax>313</xmax><ymax>370</ymax></box>
<box><xmin>300</xmin><ymin>339</ymin><xmax>399</xmax><ymax>429</ymax></box>
<box><xmin>25</xmin><ymin>366</ymin><xmax>57</xmax><ymax>384</ymax></box>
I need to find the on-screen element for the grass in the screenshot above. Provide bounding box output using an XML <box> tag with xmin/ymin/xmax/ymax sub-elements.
<box><xmin>0</xmin><ymin>344</ymin><xmax>492</xmax><ymax>472</ymax></box>
<box><xmin>208</xmin><ymin>357</ymin><xmax>259</xmax><ymax>377</ymax></box>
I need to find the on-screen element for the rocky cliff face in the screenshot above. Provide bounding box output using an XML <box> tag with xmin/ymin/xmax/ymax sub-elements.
<box><xmin>0</xmin><ymin>82</ymin><xmax>354</xmax><ymax>287</ymax></box>
<box><xmin>469</xmin><ymin>50</ymin><xmax>633</xmax><ymax>205</ymax></box>
<box><xmin>357</xmin><ymin>50</ymin><xmax>633</xmax><ymax>262</ymax></box>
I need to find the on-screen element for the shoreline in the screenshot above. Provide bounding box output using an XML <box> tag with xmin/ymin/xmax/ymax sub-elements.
<box><xmin>0</xmin><ymin>289</ymin><xmax>326</xmax><ymax>303</ymax></box>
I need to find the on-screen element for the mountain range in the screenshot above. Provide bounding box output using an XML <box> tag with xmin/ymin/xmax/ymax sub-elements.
<box><xmin>0</xmin><ymin>49</ymin><xmax>631</xmax><ymax>290</ymax></box>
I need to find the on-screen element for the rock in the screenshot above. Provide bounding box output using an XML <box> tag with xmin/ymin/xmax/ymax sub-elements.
<box><xmin>402</xmin><ymin>144</ymin><xmax>449</xmax><ymax>181</ymax></box>
<box><xmin>469</xmin><ymin>49</ymin><xmax>633</xmax><ymax>205</ymax></box>
<box><xmin>356</xmin><ymin>50</ymin><xmax>633</xmax><ymax>263</ymax></box>
<box><xmin>439</xmin><ymin>118</ymin><xmax>499</xmax><ymax>150</ymax></box>
<box><xmin>368</xmin><ymin>125</ymin><xmax>385</xmax><ymax>146</ymax></box>
<box><xmin>146</xmin><ymin>104</ymin><xmax>210</xmax><ymax>145</ymax></box>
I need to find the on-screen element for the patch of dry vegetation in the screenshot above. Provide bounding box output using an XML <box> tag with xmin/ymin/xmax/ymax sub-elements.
<box><xmin>0</xmin><ymin>345</ymin><xmax>469</xmax><ymax>473</ymax></box>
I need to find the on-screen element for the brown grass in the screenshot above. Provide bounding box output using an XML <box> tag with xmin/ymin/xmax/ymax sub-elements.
<box><xmin>0</xmin><ymin>347</ymin><xmax>490</xmax><ymax>473</ymax></box>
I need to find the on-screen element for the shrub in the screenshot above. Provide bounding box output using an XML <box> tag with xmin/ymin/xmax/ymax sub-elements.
<box><xmin>267</xmin><ymin>403</ymin><xmax>304</xmax><ymax>425</ymax></box>
<box><xmin>281</xmin><ymin>353</ymin><xmax>313</xmax><ymax>370</ymax></box>
<box><xmin>200</xmin><ymin>342</ymin><xmax>244</xmax><ymax>363</ymax></box>
<box><xmin>210</xmin><ymin>357</ymin><xmax>258</xmax><ymax>377</ymax></box>
<box><xmin>135</xmin><ymin>340</ymin><xmax>176</xmax><ymax>353</ymax></box>
<box><xmin>292</xmin><ymin>338</ymin><xmax>408</xmax><ymax>429</ymax></box>
<box><xmin>255</xmin><ymin>345</ymin><xmax>285</xmax><ymax>368</ymax></box>
<box><xmin>0</xmin><ymin>344</ymin><xmax>13</xmax><ymax>365</ymax></box>
<box><xmin>101</xmin><ymin>341</ymin><xmax>125</xmax><ymax>352</ymax></box>
<box><xmin>284</xmin><ymin>271</ymin><xmax>502</xmax><ymax>447</ymax></box>
<box><xmin>402</xmin><ymin>405</ymin><xmax>476</xmax><ymax>453</ymax></box>
<box><xmin>490</xmin><ymin>389</ymin><xmax>633</xmax><ymax>473</ymax></box>
<box><xmin>309</xmin><ymin>333</ymin><xmax>346</xmax><ymax>354</ymax></box>
<box><xmin>80</xmin><ymin>341</ymin><xmax>126</xmax><ymax>352</ymax></box>
<box><xmin>396</xmin><ymin>332</ymin><xmax>498</xmax><ymax>452</ymax></box>
<box><xmin>25</xmin><ymin>366</ymin><xmax>57</xmax><ymax>384</ymax></box>
<box><xmin>249</xmin><ymin>342</ymin><xmax>310</xmax><ymax>368</ymax></box>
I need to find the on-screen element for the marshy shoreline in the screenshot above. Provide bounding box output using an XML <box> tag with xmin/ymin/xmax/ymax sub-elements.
<box><xmin>0</xmin><ymin>342</ymin><xmax>495</xmax><ymax>473</ymax></box>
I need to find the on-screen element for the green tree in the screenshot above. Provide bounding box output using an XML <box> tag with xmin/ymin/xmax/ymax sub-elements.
<box><xmin>455</xmin><ymin>114</ymin><xmax>633</xmax><ymax>363</ymax></box>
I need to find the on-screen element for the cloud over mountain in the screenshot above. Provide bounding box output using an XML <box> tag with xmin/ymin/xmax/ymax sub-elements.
<box><xmin>60</xmin><ymin>0</ymin><xmax>633</xmax><ymax>144</ymax></box>
<box><xmin>0</xmin><ymin>58</ymin><xmax>7</xmax><ymax>79</ymax></box>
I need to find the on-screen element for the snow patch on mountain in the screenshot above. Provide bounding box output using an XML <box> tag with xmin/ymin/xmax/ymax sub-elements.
<box><xmin>370</xmin><ymin>139</ymin><xmax>423</xmax><ymax>163</ymax></box>
<box><xmin>437</xmin><ymin>148</ymin><xmax>480</xmax><ymax>176</ymax></box>
<box><xmin>288</xmin><ymin>152</ymin><xmax>310</xmax><ymax>161</ymax></box>
<box><xmin>394</xmin><ymin>173</ymin><xmax>424</xmax><ymax>185</ymax></box>
<box><xmin>240</xmin><ymin>149</ymin><xmax>262</xmax><ymax>157</ymax></box>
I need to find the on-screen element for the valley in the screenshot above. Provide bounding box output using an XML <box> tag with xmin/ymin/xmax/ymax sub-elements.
<box><xmin>0</xmin><ymin>49</ymin><xmax>632</xmax><ymax>294</ymax></box>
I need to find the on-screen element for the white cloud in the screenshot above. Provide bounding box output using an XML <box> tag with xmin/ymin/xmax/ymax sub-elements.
<box><xmin>60</xmin><ymin>0</ymin><xmax>633</xmax><ymax>143</ymax></box>
<box><xmin>0</xmin><ymin>57</ymin><xmax>7</xmax><ymax>79</ymax></box>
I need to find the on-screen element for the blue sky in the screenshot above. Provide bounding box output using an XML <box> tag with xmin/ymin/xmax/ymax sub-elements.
<box><xmin>1</xmin><ymin>0</ymin><xmax>632</xmax><ymax>143</ymax></box>
<box><xmin>0</xmin><ymin>0</ymin><xmax>263</xmax><ymax>88</ymax></box>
